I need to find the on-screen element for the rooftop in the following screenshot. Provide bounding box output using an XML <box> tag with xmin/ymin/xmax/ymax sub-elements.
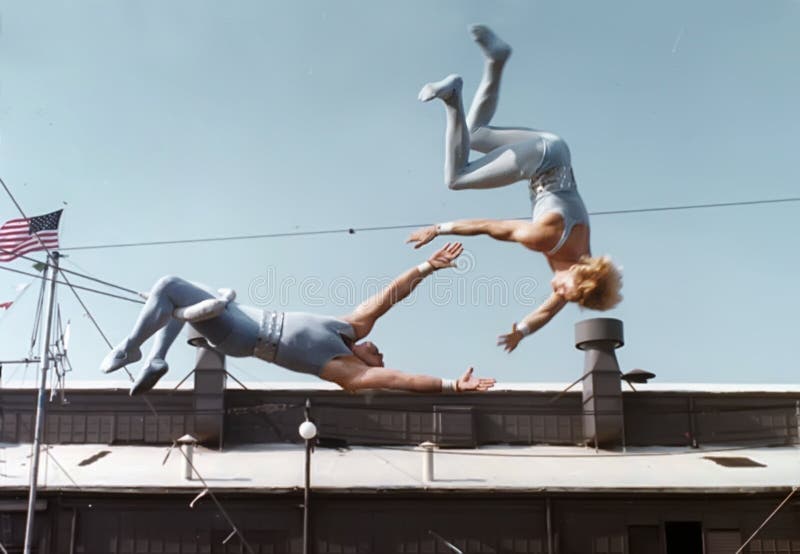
<box><xmin>2</xmin><ymin>442</ymin><xmax>798</xmax><ymax>494</ymax></box>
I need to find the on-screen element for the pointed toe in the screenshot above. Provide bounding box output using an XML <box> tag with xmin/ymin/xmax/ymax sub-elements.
<box><xmin>100</xmin><ymin>344</ymin><xmax>142</xmax><ymax>374</ymax></box>
<box><xmin>129</xmin><ymin>359</ymin><xmax>169</xmax><ymax>395</ymax></box>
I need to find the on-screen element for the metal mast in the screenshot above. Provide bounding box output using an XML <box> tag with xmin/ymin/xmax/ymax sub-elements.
<box><xmin>23</xmin><ymin>252</ymin><xmax>60</xmax><ymax>554</ymax></box>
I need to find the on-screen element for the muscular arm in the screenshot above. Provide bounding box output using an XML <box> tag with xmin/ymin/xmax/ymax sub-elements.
<box><xmin>497</xmin><ymin>293</ymin><xmax>567</xmax><ymax>352</ymax></box>
<box><xmin>320</xmin><ymin>357</ymin><xmax>495</xmax><ymax>393</ymax></box>
<box><xmin>343</xmin><ymin>242</ymin><xmax>463</xmax><ymax>340</ymax></box>
<box><xmin>521</xmin><ymin>293</ymin><xmax>568</xmax><ymax>334</ymax></box>
<box><xmin>407</xmin><ymin>219</ymin><xmax>550</xmax><ymax>251</ymax></box>
<box><xmin>344</xmin><ymin>266</ymin><xmax>426</xmax><ymax>339</ymax></box>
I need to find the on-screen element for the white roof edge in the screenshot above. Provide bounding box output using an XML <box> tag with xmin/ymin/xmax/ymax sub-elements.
<box><xmin>3</xmin><ymin>380</ymin><xmax>800</xmax><ymax>393</ymax></box>
<box><xmin>1</xmin><ymin>444</ymin><xmax>798</xmax><ymax>492</ymax></box>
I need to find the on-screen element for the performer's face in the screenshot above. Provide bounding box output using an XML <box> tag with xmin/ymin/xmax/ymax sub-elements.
<box><xmin>353</xmin><ymin>341</ymin><xmax>385</xmax><ymax>367</ymax></box>
<box><xmin>551</xmin><ymin>270</ymin><xmax>579</xmax><ymax>301</ymax></box>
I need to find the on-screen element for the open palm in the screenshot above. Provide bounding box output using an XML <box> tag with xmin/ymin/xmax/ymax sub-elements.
<box><xmin>428</xmin><ymin>242</ymin><xmax>463</xmax><ymax>269</ymax></box>
<box><xmin>457</xmin><ymin>367</ymin><xmax>496</xmax><ymax>392</ymax></box>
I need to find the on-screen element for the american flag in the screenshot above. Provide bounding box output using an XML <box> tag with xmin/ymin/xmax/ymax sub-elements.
<box><xmin>0</xmin><ymin>210</ymin><xmax>62</xmax><ymax>262</ymax></box>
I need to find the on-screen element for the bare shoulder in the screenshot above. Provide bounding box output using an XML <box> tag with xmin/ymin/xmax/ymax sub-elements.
<box><xmin>319</xmin><ymin>355</ymin><xmax>367</xmax><ymax>389</ymax></box>
<box><xmin>512</xmin><ymin>220</ymin><xmax>554</xmax><ymax>252</ymax></box>
<box><xmin>339</xmin><ymin>313</ymin><xmax>357</xmax><ymax>327</ymax></box>
<box><xmin>338</xmin><ymin>313</ymin><xmax>371</xmax><ymax>340</ymax></box>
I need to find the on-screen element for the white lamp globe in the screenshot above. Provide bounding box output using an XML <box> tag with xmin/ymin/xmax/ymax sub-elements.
<box><xmin>299</xmin><ymin>421</ymin><xmax>317</xmax><ymax>440</ymax></box>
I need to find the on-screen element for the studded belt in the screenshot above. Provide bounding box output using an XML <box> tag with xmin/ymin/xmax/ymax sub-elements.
<box><xmin>253</xmin><ymin>310</ymin><xmax>285</xmax><ymax>362</ymax></box>
<box><xmin>530</xmin><ymin>166</ymin><xmax>576</xmax><ymax>196</ymax></box>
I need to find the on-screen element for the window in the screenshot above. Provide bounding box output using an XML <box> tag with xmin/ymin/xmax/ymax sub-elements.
<box><xmin>705</xmin><ymin>530</ymin><xmax>742</xmax><ymax>554</ymax></box>
<box><xmin>594</xmin><ymin>535</ymin><xmax>625</xmax><ymax>554</ymax></box>
<box><xmin>665</xmin><ymin>522</ymin><xmax>703</xmax><ymax>554</ymax></box>
<box><xmin>750</xmin><ymin>539</ymin><xmax>800</xmax><ymax>553</ymax></box>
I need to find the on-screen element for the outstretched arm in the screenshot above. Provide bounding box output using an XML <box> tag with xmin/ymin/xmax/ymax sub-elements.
<box><xmin>343</xmin><ymin>242</ymin><xmax>463</xmax><ymax>340</ymax></box>
<box><xmin>407</xmin><ymin>219</ymin><xmax>549</xmax><ymax>251</ymax></box>
<box><xmin>321</xmin><ymin>360</ymin><xmax>496</xmax><ymax>393</ymax></box>
<box><xmin>497</xmin><ymin>292</ymin><xmax>567</xmax><ymax>353</ymax></box>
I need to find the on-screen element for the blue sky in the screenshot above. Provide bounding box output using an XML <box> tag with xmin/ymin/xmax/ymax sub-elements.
<box><xmin>1</xmin><ymin>0</ymin><xmax>798</xmax><ymax>386</ymax></box>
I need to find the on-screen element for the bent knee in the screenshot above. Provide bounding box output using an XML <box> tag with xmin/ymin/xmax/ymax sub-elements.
<box><xmin>152</xmin><ymin>275</ymin><xmax>188</xmax><ymax>293</ymax></box>
<box><xmin>446</xmin><ymin>177</ymin><xmax>468</xmax><ymax>191</ymax></box>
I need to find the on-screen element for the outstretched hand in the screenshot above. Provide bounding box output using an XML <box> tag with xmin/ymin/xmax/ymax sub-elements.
<box><xmin>406</xmin><ymin>225</ymin><xmax>438</xmax><ymax>249</ymax></box>
<box><xmin>457</xmin><ymin>366</ymin><xmax>496</xmax><ymax>392</ymax></box>
<box><xmin>427</xmin><ymin>242</ymin><xmax>463</xmax><ymax>270</ymax></box>
<box><xmin>497</xmin><ymin>324</ymin><xmax>524</xmax><ymax>353</ymax></box>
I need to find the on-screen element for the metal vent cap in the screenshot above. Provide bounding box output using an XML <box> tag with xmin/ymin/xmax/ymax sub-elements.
<box><xmin>575</xmin><ymin>318</ymin><xmax>624</xmax><ymax>350</ymax></box>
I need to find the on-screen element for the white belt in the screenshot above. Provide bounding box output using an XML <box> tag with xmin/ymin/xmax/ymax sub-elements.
<box><xmin>253</xmin><ymin>311</ymin><xmax>284</xmax><ymax>362</ymax></box>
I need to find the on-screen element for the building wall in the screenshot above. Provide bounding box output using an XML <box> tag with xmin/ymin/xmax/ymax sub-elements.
<box><xmin>0</xmin><ymin>391</ymin><xmax>197</xmax><ymax>445</ymax></box>
<box><xmin>2</xmin><ymin>493</ymin><xmax>799</xmax><ymax>553</ymax></box>
<box><xmin>2</xmin><ymin>389</ymin><xmax>798</xmax><ymax>449</ymax></box>
<box><xmin>226</xmin><ymin>391</ymin><xmax>799</xmax><ymax>449</ymax></box>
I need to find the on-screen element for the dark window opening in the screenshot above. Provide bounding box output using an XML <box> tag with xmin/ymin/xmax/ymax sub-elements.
<box><xmin>665</xmin><ymin>521</ymin><xmax>703</xmax><ymax>554</ymax></box>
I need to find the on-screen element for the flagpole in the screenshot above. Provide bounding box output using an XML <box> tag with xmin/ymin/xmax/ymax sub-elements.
<box><xmin>23</xmin><ymin>251</ymin><xmax>60</xmax><ymax>554</ymax></box>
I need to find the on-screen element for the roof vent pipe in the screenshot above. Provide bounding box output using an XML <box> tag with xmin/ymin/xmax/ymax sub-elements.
<box><xmin>419</xmin><ymin>441</ymin><xmax>436</xmax><ymax>482</ymax></box>
<box><xmin>575</xmin><ymin>318</ymin><xmax>625</xmax><ymax>449</ymax></box>
<box><xmin>177</xmin><ymin>434</ymin><xmax>198</xmax><ymax>480</ymax></box>
<box><xmin>188</xmin><ymin>328</ymin><xmax>227</xmax><ymax>449</ymax></box>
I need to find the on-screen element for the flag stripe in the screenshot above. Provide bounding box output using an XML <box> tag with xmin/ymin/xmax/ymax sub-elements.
<box><xmin>1</xmin><ymin>230</ymin><xmax>59</xmax><ymax>237</ymax></box>
<box><xmin>0</xmin><ymin>238</ymin><xmax>60</xmax><ymax>253</ymax></box>
<box><xmin>0</xmin><ymin>234</ymin><xmax>58</xmax><ymax>243</ymax></box>
<box><xmin>0</xmin><ymin>235</ymin><xmax>59</xmax><ymax>248</ymax></box>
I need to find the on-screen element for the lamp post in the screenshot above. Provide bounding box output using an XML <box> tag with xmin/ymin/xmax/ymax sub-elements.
<box><xmin>299</xmin><ymin>399</ymin><xmax>317</xmax><ymax>554</ymax></box>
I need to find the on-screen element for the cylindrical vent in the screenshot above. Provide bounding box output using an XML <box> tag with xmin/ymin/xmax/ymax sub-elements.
<box><xmin>177</xmin><ymin>434</ymin><xmax>198</xmax><ymax>480</ymax></box>
<box><xmin>420</xmin><ymin>442</ymin><xmax>435</xmax><ymax>482</ymax></box>
<box><xmin>575</xmin><ymin>318</ymin><xmax>624</xmax><ymax>351</ymax></box>
<box><xmin>183</xmin><ymin>443</ymin><xmax>194</xmax><ymax>480</ymax></box>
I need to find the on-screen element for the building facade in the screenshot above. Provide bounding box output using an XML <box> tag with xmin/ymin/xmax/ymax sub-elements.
<box><xmin>2</xmin><ymin>331</ymin><xmax>799</xmax><ymax>553</ymax></box>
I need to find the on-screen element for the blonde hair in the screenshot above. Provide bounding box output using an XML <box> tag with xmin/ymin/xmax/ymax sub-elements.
<box><xmin>571</xmin><ymin>255</ymin><xmax>623</xmax><ymax>311</ymax></box>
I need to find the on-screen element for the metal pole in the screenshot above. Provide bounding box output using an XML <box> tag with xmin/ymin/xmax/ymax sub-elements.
<box><xmin>593</xmin><ymin>397</ymin><xmax>599</xmax><ymax>453</ymax></box>
<box><xmin>23</xmin><ymin>252</ymin><xmax>60</xmax><ymax>554</ymax></box>
<box><xmin>546</xmin><ymin>497</ymin><xmax>554</xmax><ymax>554</ymax></box>
<box><xmin>68</xmin><ymin>508</ymin><xmax>77</xmax><ymax>554</ymax></box>
<box><xmin>421</xmin><ymin>442</ymin><xmax>435</xmax><ymax>482</ymax></box>
<box><xmin>795</xmin><ymin>401</ymin><xmax>799</xmax><ymax>446</ymax></box>
<box><xmin>620</xmin><ymin>392</ymin><xmax>628</xmax><ymax>454</ymax></box>
<box><xmin>303</xmin><ymin>398</ymin><xmax>311</xmax><ymax>554</ymax></box>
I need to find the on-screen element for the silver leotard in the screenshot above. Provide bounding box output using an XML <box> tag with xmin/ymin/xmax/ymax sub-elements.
<box><xmin>528</xmin><ymin>133</ymin><xmax>589</xmax><ymax>255</ymax></box>
<box><xmin>253</xmin><ymin>311</ymin><xmax>355</xmax><ymax>376</ymax></box>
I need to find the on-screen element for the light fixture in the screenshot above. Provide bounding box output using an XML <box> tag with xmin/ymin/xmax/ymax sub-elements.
<box><xmin>621</xmin><ymin>368</ymin><xmax>656</xmax><ymax>385</ymax></box>
<box><xmin>299</xmin><ymin>421</ymin><xmax>317</xmax><ymax>440</ymax></box>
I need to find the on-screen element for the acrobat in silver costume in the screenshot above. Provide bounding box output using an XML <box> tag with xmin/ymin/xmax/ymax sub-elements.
<box><xmin>101</xmin><ymin>276</ymin><xmax>357</xmax><ymax>394</ymax></box>
<box><xmin>420</xmin><ymin>25</ymin><xmax>589</xmax><ymax>255</ymax></box>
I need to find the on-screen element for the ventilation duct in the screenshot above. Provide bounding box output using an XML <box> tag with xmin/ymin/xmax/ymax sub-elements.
<box><xmin>575</xmin><ymin>318</ymin><xmax>625</xmax><ymax>448</ymax></box>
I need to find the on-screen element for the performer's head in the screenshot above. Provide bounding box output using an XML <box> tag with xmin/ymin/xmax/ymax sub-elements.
<box><xmin>352</xmin><ymin>341</ymin><xmax>385</xmax><ymax>367</ymax></box>
<box><xmin>551</xmin><ymin>255</ymin><xmax>623</xmax><ymax>311</ymax></box>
